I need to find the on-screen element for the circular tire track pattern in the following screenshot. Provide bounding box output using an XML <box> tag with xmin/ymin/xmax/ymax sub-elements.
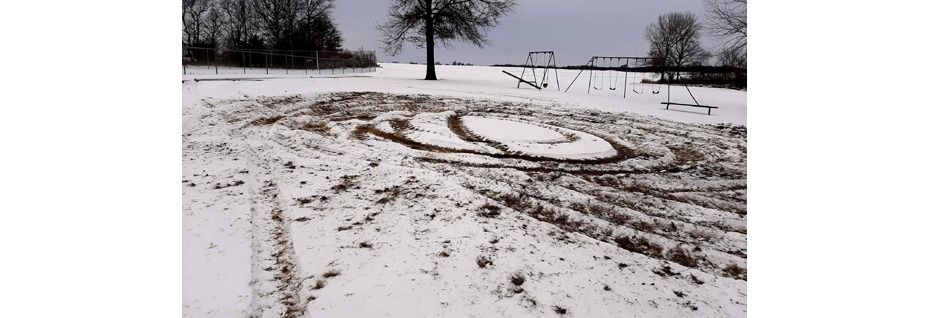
<box><xmin>190</xmin><ymin>91</ymin><xmax>747</xmax><ymax>317</ymax></box>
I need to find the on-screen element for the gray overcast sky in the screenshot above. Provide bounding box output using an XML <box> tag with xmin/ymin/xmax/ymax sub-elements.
<box><xmin>330</xmin><ymin>0</ymin><xmax>722</xmax><ymax>66</ymax></box>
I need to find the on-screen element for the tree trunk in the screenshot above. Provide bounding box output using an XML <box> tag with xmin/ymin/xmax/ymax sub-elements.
<box><xmin>424</xmin><ymin>0</ymin><xmax>437</xmax><ymax>80</ymax></box>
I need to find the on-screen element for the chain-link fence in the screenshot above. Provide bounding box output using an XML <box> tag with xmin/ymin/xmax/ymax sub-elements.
<box><xmin>182</xmin><ymin>46</ymin><xmax>378</xmax><ymax>75</ymax></box>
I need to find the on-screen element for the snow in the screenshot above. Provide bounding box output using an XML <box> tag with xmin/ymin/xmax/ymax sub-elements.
<box><xmin>462</xmin><ymin>116</ymin><xmax>618</xmax><ymax>159</ymax></box>
<box><xmin>463</xmin><ymin>116</ymin><xmax>566</xmax><ymax>143</ymax></box>
<box><xmin>183</xmin><ymin>63</ymin><xmax>746</xmax><ymax>318</ymax></box>
<box><xmin>182</xmin><ymin>63</ymin><xmax>746</xmax><ymax>126</ymax></box>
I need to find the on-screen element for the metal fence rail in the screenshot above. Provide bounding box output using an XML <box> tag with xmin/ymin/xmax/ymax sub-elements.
<box><xmin>182</xmin><ymin>46</ymin><xmax>378</xmax><ymax>75</ymax></box>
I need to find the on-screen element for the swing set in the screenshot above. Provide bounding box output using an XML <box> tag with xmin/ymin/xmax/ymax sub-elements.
<box><xmin>564</xmin><ymin>56</ymin><xmax>661</xmax><ymax>98</ymax></box>
<box><xmin>501</xmin><ymin>51</ymin><xmax>560</xmax><ymax>90</ymax></box>
<box><xmin>497</xmin><ymin>52</ymin><xmax>720</xmax><ymax>115</ymax></box>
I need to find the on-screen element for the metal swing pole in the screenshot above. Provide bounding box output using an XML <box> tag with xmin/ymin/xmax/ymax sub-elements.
<box><xmin>588</xmin><ymin>57</ymin><xmax>596</xmax><ymax>93</ymax></box>
<box><xmin>552</xmin><ymin>52</ymin><xmax>560</xmax><ymax>91</ymax></box>
<box><xmin>623</xmin><ymin>58</ymin><xmax>629</xmax><ymax>98</ymax></box>
<box><xmin>517</xmin><ymin>53</ymin><xmax>531</xmax><ymax>88</ymax></box>
<box><xmin>564</xmin><ymin>57</ymin><xmax>593</xmax><ymax>93</ymax></box>
<box><xmin>530</xmin><ymin>53</ymin><xmax>538</xmax><ymax>89</ymax></box>
<box><xmin>213</xmin><ymin>49</ymin><xmax>218</xmax><ymax>74</ymax></box>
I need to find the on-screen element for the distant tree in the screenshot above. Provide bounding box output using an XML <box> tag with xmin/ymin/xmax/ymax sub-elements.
<box><xmin>294</xmin><ymin>10</ymin><xmax>342</xmax><ymax>51</ymax></box>
<box><xmin>250</xmin><ymin>0</ymin><xmax>338</xmax><ymax>50</ymax></box>
<box><xmin>182</xmin><ymin>0</ymin><xmax>210</xmax><ymax>47</ymax></box>
<box><xmin>377</xmin><ymin>0</ymin><xmax>518</xmax><ymax>80</ymax></box>
<box><xmin>250</xmin><ymin>0</ymin><xmax>301</xmax><ymax>49</ymax></box>
<box><xmin>644</xmin><ymin>12</ymin><xmax>710</xmax><ymax>81</ymax></box>
<box><xmin>717</xmin><ymin>46</ymin><xmax>746</xmax><ymax>69</ymax></box>
<box><xmin>219</xmin><ymin>0</ymin><xmax>256</xmax><ymax>49</ymax></box>
<box><xmin>703</xmin><ymin>0</ymin><xmax>746</xmax><ymax>65</ymax></box>
<box><xmin>203</xmin><ymin>1</ymin><xmax>226</xmax><ymax>48</ymax></box>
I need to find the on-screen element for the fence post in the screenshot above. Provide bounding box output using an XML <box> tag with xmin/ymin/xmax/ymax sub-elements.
<box><xmin>316</xmin><ymin>51</ymin><xmax>320</xmax><ymax>75</ymax></box>
<box><xmin>285</xmin><ymin>54</ymin><xmax>289</xmax><ymax>75</ymax></box>
<box><xmin>265</xmin><ymin>52</ymin><xmax>269</xmax><ymax>74</ymax></box>
<box><xmin>213</xmin><ymin>49</ymin><xmax>218</xmax><ymax>75</ymax></box>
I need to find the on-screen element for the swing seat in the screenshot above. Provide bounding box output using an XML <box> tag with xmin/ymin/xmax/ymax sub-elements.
<box><xmin>661</xmin><ymin>102</ymin><xmax>719</xmax><ymax>115</ymax></box>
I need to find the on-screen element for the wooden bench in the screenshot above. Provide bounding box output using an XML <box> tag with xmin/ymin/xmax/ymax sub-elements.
<box><xmin>661</xmin><ymin>102</ymin><xmax>719</xmax><ymax>115</ymax></box>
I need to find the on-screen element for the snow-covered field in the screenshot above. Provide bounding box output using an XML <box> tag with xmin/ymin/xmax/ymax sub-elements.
<box><xmin>183</xmin><ymin>63</ymin><xmax>747</xmax><ymax>317</ymax></box>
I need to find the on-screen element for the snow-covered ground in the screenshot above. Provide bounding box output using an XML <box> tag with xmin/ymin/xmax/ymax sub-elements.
<box><xmin>183</xmin><ymin>63</ymin><xmax>747</xmax><ymax>317</ymax></box>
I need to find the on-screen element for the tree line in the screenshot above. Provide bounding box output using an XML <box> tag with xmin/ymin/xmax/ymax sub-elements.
<box><xmin>644</xmin><ymin>0</ymin><xmax>746</xmax><ymax>88</ymax></box>
<box><xmin>182</xmin><ymin>0</ymin><xmax>343</xmax><ymax>52</ymax></box>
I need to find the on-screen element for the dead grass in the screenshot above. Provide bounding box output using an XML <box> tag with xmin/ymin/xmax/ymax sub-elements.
<box><xmin>447</xmin><ymin>115</ymin><xmax>481</xmax><ymax>142</ymax></box>
<box><xmin>214</xmin><ymin>180</ymin><xmax>245</xmax><ymax>189</ymax></box>
<box><xmin>359</xmin><ymin>241</ymin><xmax>373</xmax><ymax>249</ymax></box>
<box><xmin>312</xmin><ymin>279</ymin><xmax>326</xmax><ymax>290</ymax></box>
<box><xmin>299</xmin><ymin>121</ymin><xmax>331</xmax><ymax>136</ymax></box>
<box><xmin>476</xmin><ymin>255</ymin><xmax>493</xmax><ymax>268</ymax></box>
<box><xmin>552</xmin><ymin>306</ymin><xmax>568</xmax><ymax>315</ymax></box>
<box><xmin>510</xmin><ymin>272</ymin><xmax>526</xmax><ymax>286</ymax></box>
<box><xmin>652</xmin><ymin>265</ymin><xmax>681</xmax><ymax>278</ymax></box>
<box><xmin>331</xmin><ymin>175</ymin><xmax>359</xmax><ymax>193</ymax></box>
<box><xmin>614</xmin><ymin>235</ymin><xmax>664</xmax><ymax>258</ymax></box>
<box><xmin>374</xmin><ymin>186</ymin><xmax>402</xmax><ymax>204</ymax></box>
<box><xmin>665</xmin><ymin>245</ymin><xmax>701</xmax><ymax>268</ymax></box>
<box><xmin>630</xmin><ymin>220</ymin><xmax>657</xmax><ymax>233</ymax></box>
<box><xmin>722</xmin><ymin>263</ymin><xmax>747</xmax><ymax>280</ymax></box>
<box><xmin>322</xmin><ymin>270</ymin><xmax>341</xmax><ymax>278</ymax></box>
<box><xmin>686</xmin><ymin>228</ymin><xmax>721</xmax><ymax>242</ymax></box>
<box><xmin>689</xmin><ymin>274</ymin><xmax>705</xmax><ymax>285</ymax></box>
<box><xmin>250</xmin><ymin>115</ymin><xmax>285</xmax><ymax>126</ymax></box>
<box><xmin>477</xmin><ymin>203</ymin><xmax>502</xmax><ymax>218</ymax></box>
<box><xmin>669</xmin><ymin>146</ymin><xmax>704</xmax><ymax>164</ymax></box>
<box><xmin>390</xmin><ymin>119</ymin><xmax>411</xmax><ymax>132</ymax></box>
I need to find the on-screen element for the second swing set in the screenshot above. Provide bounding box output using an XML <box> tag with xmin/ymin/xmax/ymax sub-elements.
<box><xmin>565</xmin><ymin>56</ymin><xmax>660</xmax><ymax>98</ymax></box>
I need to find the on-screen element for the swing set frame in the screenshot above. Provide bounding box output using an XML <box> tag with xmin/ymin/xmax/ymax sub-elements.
<box><xmin>501</xmin><ymin>51</ymin><xmax>560</xmax><ymax>90</ymax></box>
<box><xmin>564</xmin><ymin>56</ymin><xmax>657</xmax><ymax>98</ymax></box>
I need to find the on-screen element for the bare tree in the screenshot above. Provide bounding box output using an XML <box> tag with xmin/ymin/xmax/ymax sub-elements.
<box><xmin>301</xmin><ymin>0</ymin><xmax>334</xmax><ymax>21</ymax></box>
<box><xmin>377</xmin><ymin>0</ymin><xmax>518</xmax><ymax>80</ymax></box>
<box><xmin>220</xmin><ymin>0</ymin><xmax>255</xmax><ymax>49</ymax></box>
<box><xmin>717</xmin><ymin>46</ymin><xmax>746</xmax><ymax>69</ymax></box>
<box><xmin>703</xmin><ymin>0</ymin><xmax>746</xmax><ymax>55</ymax></box>
<box><xmin>293</xmin><ymin>0</ymin><xmax>338</xmax><ymax>50</ymax></box>
<box><xmin>250</xmin><ymin>0</ymin><xmax>301</xmax><ymax>49</ymax></box>
<box><xmin>644</xmin><ymin>12</ymin><xmax>710</xmax><ymax>81</ymax></box>
<box><xmin>182</xmin><ymin>0</ymin><xmax>210</xmax><ymax>46</ymax></box>
<box><xmin>203</xmin><ymin>1</ymin><xmax>226</xmax><ymax>47</ymax></box>
<box><xmin>250</xmin><ymin>0</ymin><xmax>334</xmax><ymax>49</ymax></box>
